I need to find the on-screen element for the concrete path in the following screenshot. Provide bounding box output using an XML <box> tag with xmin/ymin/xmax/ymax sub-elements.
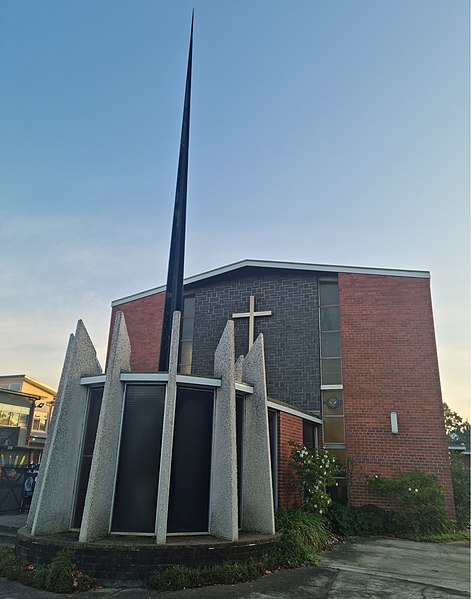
<box><xmin>321</xmin><ymin>537</ymin><xmax>470</xmax><ymax>594</ymax></box>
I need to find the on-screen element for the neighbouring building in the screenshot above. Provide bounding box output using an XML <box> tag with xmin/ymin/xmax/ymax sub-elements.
<box><xmin>0</xmin><ymin>375</ymin><xmax>57</xmax><ymax>465</ymax></box>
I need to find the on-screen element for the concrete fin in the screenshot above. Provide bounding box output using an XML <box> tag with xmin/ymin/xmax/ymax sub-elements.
<box><xmin>234</xmin><ymin>354</ymin><xmax>244</xmax><ymax>381</ymax></box>
<box><xmin>79</xmin><ymin>311</ymin><xmax>131</xmax><ymax>542</ymax></box>
<box><xmin>30</xmin><ymin>320</ymin><xmax>101</xmax><ymax>536</ymax></box>
<box><xmin>241</xmin><ymin>334</ymin><xmax>275</xmax><ymax>534</ymax></box>
<box><xmin>27</xmin><ymin>332</ymin><xmax>75</xmax><ymax>529</ymax></box>
<box><xmin>210</xmin><ymin>320</ymin><xmax>238</xmax><ymax>540</ymax></box>
<box><xmin>155</xmin><ymin>311</ymin><xmax>181</xmax><ymax>544</ymax></box>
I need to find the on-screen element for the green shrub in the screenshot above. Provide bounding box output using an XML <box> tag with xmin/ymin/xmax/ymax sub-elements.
<box><xmin>46</xmin><ymin>551</ymin><xmax>95</xmax><ymax>593</ymax></box>
<box><xmin>326</xmin><ymin>502</ymin><xmax>396</xmax><ymax>536</ymax></box>
<box><xmin>367</xmin><ymin>470</ymin><xmax>451</xmax><ymax>536</ymax></box>
<box><xmin>450</xmin><ymin>453</ymin><xmax>470</xmax><ymax>529</ymax></box>
<box><xmin>0</xmin><ymin>548</ymin><xmax>94</xmax><ymax>593</ymax></box>
<box><xmin>275</xmin><ymin>509</ymin><xmax>334</xmax><ymax>566</ymax></box>
<box><xmin>288</xmin><ymin>442</ymin><xmax>342</xmax><ymax>515</ymax></box>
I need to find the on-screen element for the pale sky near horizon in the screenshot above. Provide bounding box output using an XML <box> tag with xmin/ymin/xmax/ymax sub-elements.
<box><xmin>0</xmin><ymin>1</ymin><xmax>469</xmax><ymax>418</ymax></box>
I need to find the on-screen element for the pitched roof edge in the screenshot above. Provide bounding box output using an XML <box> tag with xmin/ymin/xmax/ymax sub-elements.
<box><xmin>112</xmin><ymin>259</ymin><xmax>430</xmax><ymax>307</ymax></box>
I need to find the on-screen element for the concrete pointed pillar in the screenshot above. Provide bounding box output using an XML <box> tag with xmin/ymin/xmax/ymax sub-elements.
<box><xmin>79</xmin><ymin>311</ymin><xmax>131</xmax><ymax>542</ymax></box>
<box><xmin>210</xmin><ymin>320</ymin><xmax>238</xmax><ymax>540</ymax></box>
<box><xmin>155</xmin><ymin>311</ymin><xmax>181</xmax><ymax>544</ymax></box>
<box><xmin>27</xmin><ymin>332</ymin><xmax>75</xmax><ymax>529</ymax></box>
<box><xmin>241</xmin><ymin>334</ymin><xmax>275</xmax><ymax>534</ymax></box>
<box><xmin>234</xmin><ymin>355</ymin><xmax>244</xmax><ymax>381</ymax></box>
<box><xmin>29</xmin><ymin>321</ymin><xmax>102</xmax><ymax>536</ymax></box>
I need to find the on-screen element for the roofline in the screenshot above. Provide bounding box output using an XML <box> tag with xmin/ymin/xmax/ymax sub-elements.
<box><xmin>112</xmin><ymin>259</ymin><xmax>431</xmax><ymax>307</ymax></box>
<box><xmin>0</xmin><ymin>388</ymin><xmax>45</xmax><ymax>401</ymax></box>
<box><xmin>0</xmin><ymin>375</ymin><xmax>57</xmax><ymax>395</ymax></box>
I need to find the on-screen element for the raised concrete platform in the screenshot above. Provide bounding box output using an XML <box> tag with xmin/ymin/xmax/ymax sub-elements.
<box><xmin>16</xmin><ymin>526</ymin><xmax>281</xmax><ymax>586</ymax></box>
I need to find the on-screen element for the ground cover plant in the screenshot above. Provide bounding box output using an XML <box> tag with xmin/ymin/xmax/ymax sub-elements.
<box><xmin>326</xmin><ymin>502</ymin><xmax>397</xmax><ymax>537</ymax></box>
<box><xmin>149</xmin><ymin>508</ymin><xmax>334</xmax><ymax>592</ymax></box>
<box><xmin>0</xmin><ymin>547</ymin><xmax>94</xmax><ymax>593</ymax></box>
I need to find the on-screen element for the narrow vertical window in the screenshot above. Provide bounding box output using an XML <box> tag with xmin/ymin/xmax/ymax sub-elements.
<box><xmin>178</xmin><ymin>295</ymin><xmax>195</xmax><ymax>374</ymax></box>
<box><xmin>319</xmin><ymin>279</ymin><xmax>347</xmax><ymax>503</ymax></box>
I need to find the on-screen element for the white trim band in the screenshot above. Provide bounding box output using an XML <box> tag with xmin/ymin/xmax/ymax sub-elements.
<box><xmin>112</xmin><ymin>259</ymin><xmax>430</xmax><ymax>306</ymax></box>
<box><xmin>80</xmin><ymin>375</ymin><xmax>107</xmax><ymax>385</ymax></box>
<box><xmin>267</xmin><ymin>400</ymin><xmax>322</xmax><ymax>424</ymax></box>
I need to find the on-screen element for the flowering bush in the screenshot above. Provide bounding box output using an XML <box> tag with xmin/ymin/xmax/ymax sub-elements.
<box><xmin>289</xmin><ymin>441</ymin><xmax>342</xmax><ymax>515</ymax></box>
<box><xmin>367</xmin><ymin>470</ymin><xmax>451</xmax><ymax>536</ymax></box>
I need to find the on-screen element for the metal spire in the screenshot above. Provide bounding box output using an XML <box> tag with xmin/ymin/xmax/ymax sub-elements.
<box><xmin>158</xmin><ymin>12</ymin><xmax>194</xmax><ymax>372</ymax></box>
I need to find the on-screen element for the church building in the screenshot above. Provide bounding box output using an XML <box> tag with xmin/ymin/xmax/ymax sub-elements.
<box><xmin>23</xmin><ymin>17</ymin><xmax>454</xmax><ymax>564</ymax></box>
<box><xmin>108</xmin><ymin>258</ymin><xmax>454</xmax><ymax>515</ymax></box>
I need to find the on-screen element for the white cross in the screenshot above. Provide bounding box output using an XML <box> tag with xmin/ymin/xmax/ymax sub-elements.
<box><xmin>232</xmin><ymin>295</ymin><xmax>272</xmax><ymax>349</ymax></box>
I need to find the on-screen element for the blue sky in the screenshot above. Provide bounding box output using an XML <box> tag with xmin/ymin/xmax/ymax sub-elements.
<box><xmin>0</xmin><ymin>1</ymin><xmax>469</xmax><ymax>417</ymax></box>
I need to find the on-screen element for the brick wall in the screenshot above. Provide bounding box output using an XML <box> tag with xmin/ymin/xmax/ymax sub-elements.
<box><xmin>338</xmin><ymin>273</ymin><xmax>455</xmax><ymax>516</ymax></box>
<box><xmin>277</xmin><ymin>412</ymin><xmax>303</xmax><ymax>510</ymax></box>
<box><xmin>107</xmin><ymin>292</ymin><xmax>165</xmax><ymax>372</ymax></box>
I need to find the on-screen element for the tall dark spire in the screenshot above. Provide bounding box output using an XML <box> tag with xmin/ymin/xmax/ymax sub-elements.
<box><xmin>158</xmin><ymin>13</ymin><xmax>194</xmax><ymax>372</ymax></box>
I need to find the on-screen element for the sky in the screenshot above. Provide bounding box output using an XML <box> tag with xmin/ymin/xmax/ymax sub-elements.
<box><xmin>0</xmin><ymin>1</ymin><xmax>469</xmax><ymax>418</ymax></box>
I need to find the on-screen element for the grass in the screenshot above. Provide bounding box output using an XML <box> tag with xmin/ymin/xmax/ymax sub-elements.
<box><xmin>400</xmin><ymin>529</ymin><xmax>470</xmax><ymax>543</ymax></box>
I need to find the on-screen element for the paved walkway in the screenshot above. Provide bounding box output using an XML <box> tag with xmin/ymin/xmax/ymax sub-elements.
<box><xmin>0</xmin><ymin>513</ymin><xmax>468</xmax><ymax>598</ymax></box>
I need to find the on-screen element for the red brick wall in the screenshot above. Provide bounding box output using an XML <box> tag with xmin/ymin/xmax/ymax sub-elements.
<box><xmin>106</xmin><ymin>292</ymin><xmax>165</xmax><ymax>372</ymax></box>
<box><xmin>338</xmin><ymin>273</ymin><xmax>455</xmax><ymax>516</ymax></box>
<box><xmin>277</xmin><ymin>412</ymin><xmax>303</xmax><ymax>510</ymax></box>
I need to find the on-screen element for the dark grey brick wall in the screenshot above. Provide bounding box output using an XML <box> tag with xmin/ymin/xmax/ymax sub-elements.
<box><xmin>187</xmin><ymin>267</ymin><xmax>321</xmax><ymax>413</ymax></box>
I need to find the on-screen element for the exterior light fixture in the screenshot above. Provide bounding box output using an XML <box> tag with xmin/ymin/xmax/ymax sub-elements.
<box><xmin>390</xmin><ymin>411</ymin><xmax>398</xmax><ymax>434</ymax></box>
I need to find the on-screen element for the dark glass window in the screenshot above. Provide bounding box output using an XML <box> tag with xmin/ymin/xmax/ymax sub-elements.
<box><xmin>167</xmin><ymin>387</ymin><xmax>214</xmax><ymax>533</ymax></box>
<box><xmin>321</xmin><ymin>332</ymin><xmax>341</xmax><ymax>357</ymax></box>
<box><xmin>327</xmin><ymin>478</ymin><xmax>348</xmax><ymax>505</ymax></box>
<box><xmin>320</xmin><ymin>306</ymin><xmax>340</xmax><ymax>331</ymax></box>
<box><xmin>302</xmin><ymin>420</ymin><xmax>317</xmax><ymax>449</ymax></box>
<box><xmin>111</xmin><ymin>385</ymin><xmax>165</xmax><ymax>533</ymax></box>
<box><xmin>319</xmin><ymin>281</ymin><xmax>339</xmax><ymax>305</ymax></box>
<box><xmin>321</xmin><ymin>358</ymin><xmax>342</xmax><ymax>385</ymax></box>
<box><xmin>73</xmin><ymin>386</ymin><xmax>104</xmax><ymax>529</ymax></box>
<box><xmin>268</xmin><ymin>409</ymin><xmax>278</xmax><ymax>510</ymax></box>
<box><xmin>179</xmin><ymin>296</ymin><xmax>195</xmax><ymax>374</ymax></box>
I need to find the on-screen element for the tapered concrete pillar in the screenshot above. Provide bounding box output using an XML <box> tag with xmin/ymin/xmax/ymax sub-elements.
<box><xmin>29</xmin><ymin>321</ymin><xmax>102</xmax><ymax>536</ymax></box>
<box><xmin>234</xmin><ymin>355</ymin><xmax>244</xmax><ymax>381</ymax></box>
<box><xmin>79</xmin><ymin>312</ymin><xmax>131</xmax><ymax>542</ymax></box>
<box><xmin>155</xmin><ymin>311</ymin><xmax>181</xmax><ymax>544</ymax></box>
<box><xmin>27</xmin><ymin>332</ymin><xmax>75</xmax><ymax>529</ymax></box>
<box><xmin>210</xmin><ymin>321</ymin><xmax>238</xmax><ymax>541</ymax></box>
<box><xmin>241</xmin><ymin>334</ymin><xmax>275</xmax><ymax>534</ymax></box>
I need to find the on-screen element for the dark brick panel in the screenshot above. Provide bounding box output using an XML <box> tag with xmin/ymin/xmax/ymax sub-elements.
<box><xmin>189</xmin><ymin>268</ymin><xmax>321</xmax><ymax>412</ymax></box>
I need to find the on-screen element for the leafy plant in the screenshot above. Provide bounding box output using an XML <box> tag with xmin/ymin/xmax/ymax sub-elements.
<box><xmin>367</xmin><ymin>470</ymin><xmax>451</xmax><ymax>536</ymax></box>
<box><xmin>275</xmin><ymin>508</ymin><xmax>334</xmax><ymax>566</ymax></box>
<box><xmin>326</xmin><ymin>502</ymin><xmax>396</xmax><ymax>536</ymax></box>
<box><xmin>288</xmin><ymin>441</ymin><xmax>342</xmax><ymax>515</ymax></box>
<box><xmin>444</xmin><ymin>403</ymin><xmax>470</xmax><ymax>450</ymax></box>
<box><xmin>449</xmin><ymin>452</ymin><xmax>470</xmax><ymax>529</ymax></box>
<box><xmin>0</xmin><ymin>548</ymin><xmax>94</xmax><ymax>593</ymax></box>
